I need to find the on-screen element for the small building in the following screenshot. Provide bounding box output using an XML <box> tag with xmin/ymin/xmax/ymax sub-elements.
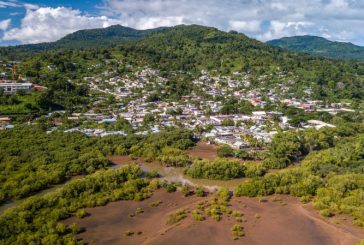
<box><xmin>0</xmin><ymin>82</ymin><xmax>32</xmax><ymax>94</ymax></box>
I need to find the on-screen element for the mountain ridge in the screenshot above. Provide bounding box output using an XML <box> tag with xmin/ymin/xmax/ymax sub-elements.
<box><xmin>267</xmin><ymin>35</ymin><xmax>364</xmax><ymax>61</ymax></box>
<box><xmin>0</xmin><ymin>25</ymin><xmax>168</xmax><ymax>59</ymax></box>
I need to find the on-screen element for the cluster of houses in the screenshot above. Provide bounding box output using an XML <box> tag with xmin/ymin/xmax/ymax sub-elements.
<box><xmin>62</xmin><ymin>67</ymin><xmax>355</xmax><ymax>149</ymax></box>
<box><xmin>1</xmin><ymin>61</ymin><xmax>356</xmax><ymax>150</ymax></box>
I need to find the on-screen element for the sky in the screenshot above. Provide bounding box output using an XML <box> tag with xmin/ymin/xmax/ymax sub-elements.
<box><xmin>1</xmin><ymin>0</ymin><xmax>364</xmax><ymax>46</ymax></box>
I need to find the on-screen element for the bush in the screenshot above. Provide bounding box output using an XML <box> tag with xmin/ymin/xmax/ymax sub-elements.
<box><xmin>181</xmin><ymin>185</ymin><xmax>192</xmax><ymax>197</ymax></box>
<box><xmin>231</xmin><ymin>224</ymin><xmax>244</xmax><ymax>239</ymax></box>
<box><xmin>149</xmin><ymin>200</ymin><xmax>162</xmax><ymax>207</ymax></box>
<box><xmin>185</xmin><ymin>158</ymin><xmax>245</xmax><ymax>180</ymax></box>
<box><xmin>75</xmin><ymin>209</ymin><xmax>88</xmax><ymax>218</ymax></box>
<box><xmin>320</xmin><ymin>209</ymin><xmax>334</xmax><ymax>217</ymax></box>
<box><xmin>195</xmin><ymin>186</ymin><xmax>205</xmax><ymax>197</ymax></box>
<box><xmin>192</xmin><ymin>210</ymin><xmax>205</xmax><ymax>221</ymax></box>
<box><xmin>217</xmin><ymin>145</ymin><xmax>235</xmax><ymax>158</ymax></box>
<box><xmin>166</xmin><ymin>209</ymin><xmax>187</xmax><ymax>225</ymax></box>
<box><xmin>164</xmin><ymin>183</ymin><xmax>177</xmax><ymax>193</ymax></box>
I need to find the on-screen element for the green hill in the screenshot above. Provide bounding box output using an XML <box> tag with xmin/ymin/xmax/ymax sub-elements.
<box><xmin>0</xmin><ymin>25</ymin><xmax>167</xmax><ymax>59</ymax></box>
<box><xmin>3</xmin><ymin>24</ymin><xmax>364</xmax><ymax>102</ymax></box>
<box><xmin>267</xmin><ymin>35</ymin><xmax>364</xmax><ymax>61</ymax></box>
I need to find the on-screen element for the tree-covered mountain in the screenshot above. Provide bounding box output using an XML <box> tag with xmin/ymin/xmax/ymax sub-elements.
<box><xmin>4</xmin><ymin>24</ymin><xmax>364</xmax><ymax>102</ymax></box>
<box><xmin>0</xmin><ymin>25</ymin><xmax>167</xmax><ymax>59</ymax></box>
<box><xmin>267</xmin><ymin>35</ymin><xmax>364</xmax><ymax>61</ymax></box>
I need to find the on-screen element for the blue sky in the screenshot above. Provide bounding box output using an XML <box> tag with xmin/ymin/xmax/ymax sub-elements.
<box><xmin>1</xmin><ymin>0</ymin><xmax>364</xmax><ymax>46</ymax></box>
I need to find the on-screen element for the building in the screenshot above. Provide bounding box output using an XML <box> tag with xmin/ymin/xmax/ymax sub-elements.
<box><xmin>0</xmin><ymin>82</ymin><xmax>33</xmax><ymax>94</ymax></box>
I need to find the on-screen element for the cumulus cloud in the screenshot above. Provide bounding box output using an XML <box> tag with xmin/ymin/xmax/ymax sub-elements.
<box><xmin>3</xmin><ymin>7</ymin><xmax>121</xmax><ymax>44</ymax></box>
<box><xmin>0</xmin><ymin>19</ymin><xmax>11</xmax><ymax>31</ymax></box>
<box><xmin>98</xmin><ymin>0</ymin><xmax>364</xmax><ymax>45</ymax></box>
<box><xmin>2</xmin><ymin>0</ymin><xmax>364</xmax><ymax>45</ymax></box>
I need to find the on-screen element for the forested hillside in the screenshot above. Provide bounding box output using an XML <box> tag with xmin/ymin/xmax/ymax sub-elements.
<box><xmin>13</xmin><ymin>25</ymin><xmax>364</xmax><ymax>103</ymax></box>
<box><xmin>267</xmin><ymin>35</ymin><xmax>364</xmax><ymax>61</ymax></box>
<box><xmin>0</xmin><ymin>25</ymin><xmax>167</xmax><ymax>59</ymax></box>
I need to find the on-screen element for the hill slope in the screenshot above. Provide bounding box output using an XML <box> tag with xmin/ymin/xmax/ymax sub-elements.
<box><xmin>4</xmin><ymin>24</ymin><xmax>364</xmax><ymax>101</ymax></box>
<box><xmin>267</xmin><ymin>36</ymin><xmax>364</xmax><ymax>61</ymax></box>
<box><xmin>0</xmin><ymin>25</ymin><xmax>167</xmax><ymax>59</ymax></box>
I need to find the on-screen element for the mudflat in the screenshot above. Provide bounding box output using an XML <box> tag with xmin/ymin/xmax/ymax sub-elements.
<box><xmin>187</xmin><ymin>141</ymin><xmax>219</xmax><ymax>160</ymax></box>
<box><xmin>64</xmin><ymin>190</ymin><xmax>363</xmax><ymax>245</ymax></box>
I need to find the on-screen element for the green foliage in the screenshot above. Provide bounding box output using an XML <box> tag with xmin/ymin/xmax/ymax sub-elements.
<box><xmin>75</xmin><ymin>209</ymin><xmax>88</xmax><ymax>218</ymax></box>
<box><xmin>185</xmin><ymin>158</ymin><xmax>246</xmax><ymax>180</ymax></box>
<box><xmin>217</xmin><ymin>145</ymin><xmax>235</xmax><ymax>158</ymax></box>
<box><xmin>163</xmin><ymin>183</ymin><xmax>177</xmax><ymax>193</ymax></box>
<box><xmin>192</xmin><ymin>210</ymin><xmax>205</xmax><ymax>221</ymax></box>
<box><xmin>0</xmin><ymin>126</ymin><xmax>111</xmax><ymax>202</ymax></box>
<box><xmin>149</xmin><ymin>200</ymin><xmax>162</xmax><ymax>207</ymax></box>
<box><xmin>181</xmin><ymin>185</ymin><xmax>192</xmax><ymax>197</ymax></box>
<box><xmin>244</xmin><ymin>163</ymin><xmax>267</xmax><ymax>178</ymax></box>
<box><xmin>263</xmin><ymin>128</ymin><xmax>336</xmax><ymax>169</ymax></box>
<box><xmin>235</xmin><ymin>125</ymin><xmax>364</xmax><ymax>226</ymax></box>
<box><xmin>0</xmin><ymin>165</ymin><xmax>150</xmax><ymax>244</ymax></box>
<box><xmin>220</xmin><ymin>99</ymin><xmax>254</xmax><ymax>115</ymax></box>
<box><xmin>268</xmin><ymin>35</ymin><xmax>364</xmax><ymax>61</ymax></box>
<box><xmin>166</xmin><ymin>209</ymin><xmax>187</xmax><ymax>225</ymax></box>
<box><xmin>195</xmin><ymin>186</ymin><xmax>205</xmax><ymax>197</ymax></box>
<box><xmin>231</xmin><ymin>224</ymin><xmax>245</xmax><ymax>239</ymax></box>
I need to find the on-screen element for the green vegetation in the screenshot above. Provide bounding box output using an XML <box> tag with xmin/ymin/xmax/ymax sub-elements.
<box><xmin>235</xmin><ymin>123</ymin><xmax>364</xmax><ymax>226</ymax></box>
<box><xmin>0</xmin><ymin>127</ymin><xmax>195</xmax><ymax>203</ymax></box>
<box><xmin>184</xmin><ymin>158</ymin><xmax>246</xmax><ymax>180</ymax></box>
<box><xmin>0</xmin><ymin>25</ymin><xmax>167</xmax><ymax>59</ymax></box>
<box><xmin>195</xmin><ymin>186</ymin><xmax>205</xmax><ymax>197</ymax></box>
<box><xmin>149</xmin><ymin>200</ymin><xmax>162</xmax><ymax>207</ymax></box>
<box><xmin>0</xmin><ymin>126</ymin><xmax>110</xmax><ymax>203</ymax></box>
<box><xmin>0</xmin><ymin>165</ymin><xmax>151</xmax><ymax>244</ymax></box>
<box><xmin>268</xmin><ymin>35</ymin><xmax>364</xmax><ymax>61</ymax></box>
<box><xmin>231</xmin><ymin>224</ymin><xmax>245</xmax><ymax>240</ymax></box>
<box><xmin>181</xmin><ymin>185</ymin><xmax>192</xmax><ymax>197</ymax></box>
<box><xmin>166</xmin><ymin>209</ymin><xmax>187</xmax><ymax>225</ymax></box>
<box><xmin>75</xmin><ymin>209</ymin><xmax>88</xmax><ymax>219</ymax></box>
<box><xmin>192</xmin><ymin>210</ymin><xmax>205</xmax><ymax>221</ymax></box>
<box><xmin>3</xmin><ymin>25</ymin><xmax>363</xmax><ymax>109</ymax></box>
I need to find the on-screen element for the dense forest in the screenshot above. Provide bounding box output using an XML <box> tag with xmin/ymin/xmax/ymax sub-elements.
<box><xmin>268</xmin><ymin>35</ymin><xmax>364</xmax><ymax>61</ymax></box>
<box><xmin>0</xmin><ymin>126</ymin><xmax>195</xmax><ymax>204</ymax></box>
<box><xmin>0</xmin><ymin>25</ymin><xmax>167</xmax><ymax>59</ymax></box>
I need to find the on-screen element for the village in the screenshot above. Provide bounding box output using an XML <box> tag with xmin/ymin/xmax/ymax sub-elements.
<box><xmin>0</xmin><ymin>60</ymin><xmax>355</xmax><ymax>150</ymax></box>
<box><xmin>48</xmin><ymin>66</ymin><xmax>347</xmax><ymax>150</ymax></box>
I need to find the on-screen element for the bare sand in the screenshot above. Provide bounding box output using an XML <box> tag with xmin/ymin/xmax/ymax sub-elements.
<box><xmin>187</xmin><ymin>141</ymin><xmax>219</xmax><ymax>160</ymax></box>
<box><xmin>64</xmin><ymin>190</ymin><xmax>363</xmax><ymax>245</ymax></box>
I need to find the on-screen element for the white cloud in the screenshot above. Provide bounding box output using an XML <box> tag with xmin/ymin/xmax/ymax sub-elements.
<box><xmin>0</xmin><ymin>1</ymin><xmax>19</xmax><ymax>8</ymax></box>
<box><xmin>3</xmin><ymin>0</ymin><xmax>364</xmax><ymax>45</ymax></box>
<box><xmin>229</xmin><ymin>20</ymin><xmax>262</xmax><ymax>33</ymax></box>
<box><xmin>0</xmin><ymin>19</ymin><xmax>11</xmax><ymax>31</ymax></box>
<box><xmin>3</xmin><ymin>7</ymin><xmax>121</xmax><ymax>44</ymax></box>
<box><xmin>98</xmin><ymin>0</ymin><xmax>364</xmax><ymax>45</ymax></box>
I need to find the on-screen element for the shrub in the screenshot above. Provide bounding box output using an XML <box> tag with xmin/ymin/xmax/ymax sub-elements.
<box><xmin>231</xmin><ymin>224</ymin><xmax>244</xmax><ymax>239</ymax></box>
<box><xmin>195</xmin><ymin>186</ymin><xmax>205</xmax><ymax>197</ymax></box>
<box><xmin>181</xmin><ymin>185</ymin><xmax>192</xmax><ymax>197</ymax></box>
<box><xmin>192</xmin><ymin>210</ymin><xmax>205</xmax><ymax>221</ymax></box>
<box><xmin>166</xmin><ymin>209</ymin><xmax>187</xmax><ymax>225</ymax></box>
<box><xmin>164</xmin><ymin>183</ymin><xmax>177</xmax><ymax>193</ymax></box>
<box><xmin>149</xmin><ymin>200</ymin><xmax>162</xmax><ymax>207</ymax></box>
<box><xmin>320</xmin><ymin>209</ymin><xmax>334</xmax><ymax>217</ymax></box>
<box><xmin>75</xmin><ymin>209</ymin><xmax>88</xmax><ymax>219</ymax></box>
